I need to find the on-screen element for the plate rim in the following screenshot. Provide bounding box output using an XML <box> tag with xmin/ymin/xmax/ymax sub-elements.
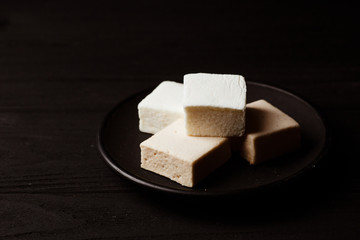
<box><xmin>97</xmin><ymin>81</ymin><xmax>330</xmax><ymax>196</ymax></box>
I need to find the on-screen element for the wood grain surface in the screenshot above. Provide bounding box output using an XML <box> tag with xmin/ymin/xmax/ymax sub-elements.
<box><xmin>0</xmin><ymin>1</ymin><xmax>359</xmax><ymax>239</ymax></box>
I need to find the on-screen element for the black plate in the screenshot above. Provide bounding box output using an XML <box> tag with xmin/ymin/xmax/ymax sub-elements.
<box><xmin>98</xmin><ymin>81</ymin><xmax>328</xmax><ymax>196</ymax></box>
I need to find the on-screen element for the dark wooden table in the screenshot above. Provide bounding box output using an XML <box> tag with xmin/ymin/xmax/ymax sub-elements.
<box><xmin>1</xmin><ymin>1</ymin><xmax>359</xmax><ymax>239</ymax></box>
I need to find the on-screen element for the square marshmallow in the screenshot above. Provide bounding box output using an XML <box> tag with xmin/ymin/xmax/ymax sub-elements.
<box><xmin>232</xmin><ymin>99</ymin><xmax>301</xmax><ymax>164</ymax></box>
<box><xmin>140</xmin><ymin>119</ymin><xmax>231</xmax><ymax>187</ymax></box>
<box><xmin>183</xmin><ymin>73</ymin><xmax>246</xmax><ymax>137</ymax></box>
<box><xmin>138</xmin><ymin>81</ymin><xmax>184</xmax><ymax>134</ymax></box>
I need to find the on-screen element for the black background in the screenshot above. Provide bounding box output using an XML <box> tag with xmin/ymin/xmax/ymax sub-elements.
<box><xmin>0</xmin><ymin>1</ymin><xmax>359</xmax><ymax>239</ymax></box>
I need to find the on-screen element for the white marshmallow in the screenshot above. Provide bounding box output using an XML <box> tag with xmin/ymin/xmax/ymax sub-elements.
<box><xmin>183</xmin><ymin>73</ymin><xmax>247</xmax><ymax>137</ymax></box>
<box><xmin>138</xmin><ymin>81</ymin><xmax>184</xmax><ymax>134</ymax></box>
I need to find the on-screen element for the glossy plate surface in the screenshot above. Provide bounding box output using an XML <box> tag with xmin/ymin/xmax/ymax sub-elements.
<box><xmin>98</xmin><ymin>82</ymin><xmax>328</xmax><ymax>196</ymax></box>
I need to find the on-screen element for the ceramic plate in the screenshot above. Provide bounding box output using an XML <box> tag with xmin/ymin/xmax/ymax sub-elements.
<box><xmin>98</xmin><ymin>82</ymin><xmax>328</xmax><ymax>196</ymax></box>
